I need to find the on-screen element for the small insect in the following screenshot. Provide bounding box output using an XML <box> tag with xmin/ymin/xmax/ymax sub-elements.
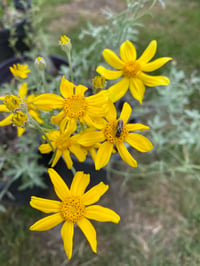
<box><xmin>116</xmin><ymin>119</ymin><xmax>123</xmax><ymax>137</ymax></box>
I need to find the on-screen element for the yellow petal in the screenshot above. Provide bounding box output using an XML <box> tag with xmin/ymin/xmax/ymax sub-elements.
<box><xmin>77</xmin><ymin>130</ymin><xmax>105</xmax><ymax>147</ymax></box>
<box><xmin>48</xmin><ymin>168</ymin><xmax>70</xmax><ymax>201</ymax></box>
<box><xmin>82</xmin><ymin>182</ymin><xmax>109</xmax><ymax>205</ymax></box>
<box><xmin>33</xmin><ymin>93</ymin><xmax>64</xmax><ymax>111</ymax></box>
<box><xmin>85</xmin><ymin>205</ymin><xmax>120</xmax><ymax>223</ymax></box>
<box><xmin>29</xmin><ymin>212</ymin><xmax>63</xmax><ymax>231</ymax></box>
<box><xmin>102</xmin><ymin>49</ymin><xmax>124</xmax><ymax>69</ymax></box>
<box><xmin>70</xmin><ymin>144</ymin><xmax>87</xmax><ymax>162</ymax></box>
<box><xmin>51</xmin><ymin>110</ymin><xmax>65</xmax><ymax>125</ymax></box>
<box><xmin>77</xmin><ymin>218</ymin><xmax>97</xmax><ymax>253</ymax></box>
<box><xmin>96</xmin><ymin>66</ymin><xmax>123</xmax><ymax>80</ymax></box>
<box><xmin>62</xmin><ymin>150</ymin><xmax>73</xmax><ymax>169</ymax></box>
<box><xmin>107</xmin><ymin>77</ymin><xmax>129</xmax><ymax>102</ymax></box>
<box><xmin>30</xmin><ymin>196</ymin><xmax>61</xmax><ymax>213</ymax></box>
<box><xmin>17</xmin><ymin>127</ymin><xmax>25</xmax><ymax>137</ymax></box>
<box><xmin>137</xmin><ymin>40</ymin><xmax>157</xmax><ymax>64</ymax></box>
<box><xmin>126</xmin><ymin>133</ymin><xmax>153</xmax><ymax>152</ymax></box>
<box><xmin>119</xmin><ymin>102</ymin><xmax>132</xmax><ymax>124</ymax></box>
<box><xmin>129</xmin><ymin>78</ymin><xmax>145</xmax><ymax>104</ymax></box>
<box><xmin>61</xmin><ymin>221</ymin><xmax>74</xmax><ymax>260</ymax></box>
<box><xmin>104</xmin><ymin>100</ymin><xmax>117</xmax><ymax>121</ymax></box>
<box><xmin>0</xmin><ymin>104</ymin><xmax>9</xmax><ymax>112</ymax></box>
<box><xmin>28</xmin><ymin>109</ymin><xmax>43</xmax><ymax>124</ymax></box>
<box><xmin>138</xmin><ymin>72</ymin><xmax>170</xmax><ymax>87</ymax></box>
<box><xmin>75</xmin><ymin>84</ymin><xmax>88</xmax><ymax>96</ymax></box>
<box><xmin>95</xmin><ymin>141</ymin><xmax>113</xmax><ymax>170</ymax></box>
<box><xmin>60</xmin><ymin>76</ymin><xmax>74</xmax><ymax>98</ymax></box>
<box><xmin>141</xmin><ymin>57</ymin><xmax>173</xmax><ymax>72</ymax></box>
<box><xmin>18</xmin><ymin>83</ymin><xmax>27</xmax><ymax>98</ymax></box>
<box><xmin>0</xmin><ymin>114</ymin><xmax>13</xmax><ymax>126</ymax></box>
<box><xmin>126</xmin><ymin>123</ymin><xmax>150</xmax><ymax>132</ymax></box>
<box><xmin>70</xmin><ymin>171</ymin><xmax>90</xmax><ymax>196</ymax></box>
<box><xmin>51</xmin><ymin>149</ymin><xmax>62</xmax><ymax>167</ymax></box>
<box><xmin>120</xmin><ymin>40</ymin><xmax>137</xmax><ymax>62</ymax></box>
<box><xmin>116</xmin><ymin>142</ymin><xmax>137</xmax><ymax>167</ymax></box>
<box><xmin>39</xmin><ymin>143</ymin><xmax>52</xmax><ymax>154</ymax></box>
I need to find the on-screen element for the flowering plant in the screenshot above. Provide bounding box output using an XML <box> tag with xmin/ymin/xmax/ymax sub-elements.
<box><xmin>0</xmin><ymin>33</ymin><xmax>171</xmax><ymax>260</ymax></box>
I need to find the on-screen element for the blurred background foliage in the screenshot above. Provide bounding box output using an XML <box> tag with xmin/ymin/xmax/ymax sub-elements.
<box><xmin>0</xmin><ymin>0</ymin><xmax>200</xmax><ymax>265</ymax></box>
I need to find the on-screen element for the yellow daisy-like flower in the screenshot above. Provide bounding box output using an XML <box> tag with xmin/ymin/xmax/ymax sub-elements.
<box><xmin>0</xmin><ymin>83</ymin><xmax>43</xmax><ymax>136</ymax></box>
<box><xmin>39</xmin><ymin>120</ymin><xmax>87</xmax><ymax>168</ymax></box>
<box><xmin>9</xmin><ymin>63</ymin><xmax>31</xmax><ymax>79</ymax></box>
<box><xmin>33</xmin><ymin>76</ymin><xmax>108</xmax><ymax>128</ymax></box>
<box><xmin>96</xmin><ymin>40</ymin><xmax>172</xmax><ymax>104</ymax></box>
<box><xmin>77</xmin><ymin>102</ymin><xmax>153</xmax><ymax>170</ymax></box>
<box><xmin>29</xmin><ymin>168</ymin><xmax>120</xmax><ymax>260</ymax></box>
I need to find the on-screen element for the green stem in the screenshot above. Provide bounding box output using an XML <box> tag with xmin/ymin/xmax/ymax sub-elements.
<box><xmin>41</xmin><ymin>70</ymin><xmax>47</xmax><ymax>93</ymax></box>
<box><xmin>70</xmin><ymin>165</ymin><xmax>76</xmax><ymax>176</ymax></box>
<box><xmin>66</xmin><ymin>51</ymin><xmax>74</xmax><ymax>83</ymax></box>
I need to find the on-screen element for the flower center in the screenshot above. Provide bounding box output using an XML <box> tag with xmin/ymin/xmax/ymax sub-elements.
<box><xmin>55</xmin><ymin>135</ymin><xmax>71</xmax><ymax>150</ymax></box>
<box><xmin>11</xmin><ymin>111</ymin><xmax>28</xmax><ymax>127</ymax></box>
<box><xmin>123</xmin><ymin>61</ymin><xmax>141</xmax><ymax>78</ymax></box>
<box><xmin>4</xmin><ymin>95</ymin><xmax>22</xmax><ymax>111</ymax></box>
<box><xmin>64</xmin><ymin>95</ymin><xmax>88</xmax><ymax>119</ymax></box>
<box><xmin>61</xmin><ymin>196</ymin><xmax>85</xmax><ymax>223</ymax></box>
<box><xmin>104</xmin><ymin>120</ymin><xmax>128</xmax><ymax>144</ymax></box>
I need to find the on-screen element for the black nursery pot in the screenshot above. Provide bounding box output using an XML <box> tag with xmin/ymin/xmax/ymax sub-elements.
<box><xmin>0</xmin><ymin>19</ymin><xmax>30</xmax><ymax>63</ymax></box>
<box><xmin>0</xmin><ymin>55</ymin><xmax>69</xmax><ymax>205</ymax></box>
<box><xmin>14</xmin><ymin>0</ymin><xmax>31</xmax><ymax>10</ymax></box>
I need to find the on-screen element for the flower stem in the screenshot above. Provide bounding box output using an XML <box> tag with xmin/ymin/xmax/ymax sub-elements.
<box><xmin>66</xmin><ymin>51</ymin><xmax>74</xmax><ymax>83</ymax></box>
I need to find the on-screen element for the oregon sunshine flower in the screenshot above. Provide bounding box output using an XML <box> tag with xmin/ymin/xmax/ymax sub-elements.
<box><xmin>9</xmin><ymin>63</ymin><xmax>31</xmax><ymax>79</ymax></box>
<box><xmin>39</xmin><ymin>120</ymin><xmax>87</xmax><ymax>168</ymax></box>
<box><xmin>77</xmin><ymin>102</ymin><xmax>153</xmax><ymax>170</ymax></box>
<box><xmin>96</xmin><ymin>40</ymin><xmax>172</xmax><ymax>104</ymax></box>
<box><xmin>33</xmin><ymin>76</ymin><xmax>108</xmax><ymax>128</ymax></box>
<box><xmin>0</xmin><ymin>83</ymin><xmax>43</xmax><ymax>136</ymax></box>
<box><xmin>29</xmin><ymin>168</ymin><xmax>120</xmax><ymax>260</ymax></box>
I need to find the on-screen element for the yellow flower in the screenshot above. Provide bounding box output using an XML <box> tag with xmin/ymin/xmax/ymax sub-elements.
<box><xmin>96</xmin><ymin>40</ymin><xmax>172</xmax><ymax>104</ymax></box>
<box><xmin>29</xmin><ymin>168</ymin><xmax>120</xmax><ymax>260</ymax></box>
<box><xmin>0</xmin><ymin>83</ymin><xmax>43</xmax><ymax>136</ymax></box>
<box><xmin>33</xmin><ymin>76</ymin><xmax>108</xmax><ymax>129</ymax></box>
<box><xmin>11</xmin><ymin>110</ymin><xmax>28</xmax><ymax>127</ymax></box>
<box><xmin>39</xmin><ymin>120</ymin><xmax>87</xmax><ymax>168</ymax></box>
<box><xmin>92</xmin><ymin>75</ymin><xmax>106</xmax><ymax>91</ymax></box>
<box><xmin>9</xmin><ymin>63</ymin><xmax>31</xmax><ymax>79</ymax></box>
<box><xmin>77</xmin><ymin>102</ymin><xmax>153</xmax><ymax>170</ymax></box>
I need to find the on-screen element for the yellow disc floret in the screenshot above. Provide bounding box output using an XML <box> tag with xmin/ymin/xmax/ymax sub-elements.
<box><xmin>64</xmin><ymin>95</ymin><xmax>88</xmax><ymax>119</ymax></box>
<box><xmin>61</xmin><ymin>196</ymin><xmax>85</xmax><ymax>223</ymax></box>
<box><xmin>104</xmin><ymin>120</ymin><xmax>128</xmax><ymax>144</ymax></box>
<box><xmin>11</xmin><ymin>110</ymin><xmax>28</xmax><ymax>127</ymax></box>
<box><xmin>55</xmin><ymin>135</ymin><xmax>71</xmax><ymax>150</ymax></box>
<box><xmin>4</xmin><ymin>95</ymin><xmax>22</xmax><ymax>111</ymax></box>
<box><xmin>123</xmin><ymin>61</ymin><xmax>141</xmax><ymax>78</ymax></box>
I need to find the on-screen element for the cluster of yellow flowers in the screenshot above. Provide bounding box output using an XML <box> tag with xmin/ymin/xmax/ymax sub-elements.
<box><xmin>0</xmin><ymin>36</ymin><xmax>172</xmax><ymax>260</ymax></box>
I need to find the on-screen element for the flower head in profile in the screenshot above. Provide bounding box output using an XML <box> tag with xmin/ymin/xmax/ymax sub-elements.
<box><xmin>39</xmin><ymin>120</ymin><xmax>87</xmax><ymax>168</ymax></box>
<box><xmin>59</xmin><ymin>35</ymin><xmax>72</xmax><ymax>53</ymax></box>
<box><xmin>9</xmin><ymin>63</ymin><xmax>31</xmax><ymax>79</ymax></box>
<box><xmin>96</xmin><ymin>40</ymin><xmax>172</xmax><ymax>104</ymax></box>
<box><xmin>77</xmin><ymin>102</ymin><xmax>153</xmax><ymax>170</ymax></box>
<box><xmin>0</xmin><ymin>83</ymin><xmax>43</xmax><ymax>136</ymax></box>
<box><xmin>33</xmin><ymin>76</ymin><xmax>108</xmax><ymax>129</ymax></box>
<box><xmin>29</xmin><ymin>168</ymin><xmax>120</xmax><ymax>260</ymax></box>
